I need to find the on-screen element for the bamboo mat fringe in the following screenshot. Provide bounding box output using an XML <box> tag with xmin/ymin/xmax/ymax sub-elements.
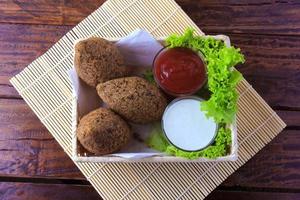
<box><xmin>10</xmin><ymin>0</ymin><xmax>286</xmax><ymax>199</ymax></box>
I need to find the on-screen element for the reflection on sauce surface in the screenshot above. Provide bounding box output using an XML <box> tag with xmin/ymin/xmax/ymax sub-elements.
<box><xmin>154</xmin><ymin>47</ymin><xmax>206</xmax><ymax>96</ymax></box>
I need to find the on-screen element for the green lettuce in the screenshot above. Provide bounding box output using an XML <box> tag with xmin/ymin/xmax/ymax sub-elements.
<box><xmin>165</xmin><ymin>28</ymin><xmax>245</xmax><ymax>123</ymax></box>
<box><xmin>143</xmin><ymin>69</ymin><xmax>156</xmax><ymax>85</ymax></box>
<box><xmin>146</xmin><ymin>124</ymin><xmax>232</xmax><ymax>159</ymax></box>
<box><xmin>146</xmin><ymin>28</ymin><xmax>243</xmax><ymax>159</ymax></box>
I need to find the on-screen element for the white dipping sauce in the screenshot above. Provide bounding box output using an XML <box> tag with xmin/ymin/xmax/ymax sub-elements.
<box><xmin>162</xmin><ymin>97</ymin><xmax>217</xmax><ymax>151</ymax></box>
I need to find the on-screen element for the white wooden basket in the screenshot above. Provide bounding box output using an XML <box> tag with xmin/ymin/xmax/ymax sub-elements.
<box><xmin>71</xmin><ymin>35</ymin><xmax>238</xmax><ymax>163</ymax></box>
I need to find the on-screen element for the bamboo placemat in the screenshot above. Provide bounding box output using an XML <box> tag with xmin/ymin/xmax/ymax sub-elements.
<box><xmin>10</xmin><ymin>0</ymin><xmax>286</xmax><ymax>199</ymax></box>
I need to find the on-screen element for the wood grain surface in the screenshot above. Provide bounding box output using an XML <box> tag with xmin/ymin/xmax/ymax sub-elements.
<box><xmin>0</xmin><ymin>0</ymin><xmax>299</xmax><ymax>199</ymax></box>
<box><xmin>0</xmin><ymin>99</ymin><xmax>82</xmax><ymax>179</ymax></box>
<box><xmin>0</xmin><ymin>0</ymin><xmax>106</xmax><ymax>25</ymax></box>
<box><xmin>0</xmin><ymin>182</ymin><xmax>99</xmax><ymax>200</ymax></box>
<box><xmin>206</xmin><ymin>190</ymin><xmax>300</xmax><ymax>200</ymax></box>
<box><xmin>1</xmin><ymin>182</ymin><xmax>299</xmax><ymax>200</ymax></box>
<box><xmin>179</xmin><ymin>0</ymin><xmax>300</xmax><ymax>35</ymax></box>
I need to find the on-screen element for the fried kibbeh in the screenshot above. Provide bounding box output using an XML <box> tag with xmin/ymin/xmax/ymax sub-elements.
<box><xmin>74</xmin><ymin>37</ymin><xmax>128</xmax><ymax>87</ymax></box>
<box><xmin>77</xmin><ymin>108</ymin><xmax>131</xmax><ymax>155</ymax></box>
<box><xmin>97</xmin><ymin>77</ymin><xmax>168</xmax><ymax>124</ymax></box>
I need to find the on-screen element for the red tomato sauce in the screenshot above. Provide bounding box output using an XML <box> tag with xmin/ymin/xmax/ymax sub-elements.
<box><xmin>153</xmin><ymin>47</ymin><xmax>206</xmax><ymax>96</ymax></box>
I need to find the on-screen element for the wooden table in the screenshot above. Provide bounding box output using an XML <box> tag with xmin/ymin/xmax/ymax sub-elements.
<box><xmin>0</xmin><ymin>1</ymin><xmax>299</xmax><ymax>199</ymax></box>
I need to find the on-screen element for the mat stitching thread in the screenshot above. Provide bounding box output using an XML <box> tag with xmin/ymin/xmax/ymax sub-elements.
<box><xmin>235</xmin><ymin>112</ymin><xmax>277</xmax><ymax>147</ymax></box>
<box><xmin>18</xmin><ymin>0</ymin><xmax>141</xmax><ymax>94</ymax></box>
<box><xmin>150</xmin><ymin>6</ymin><xmax>180</xmax><ymax>34</ymax></box>
<box><xmin>87</xmin><ymin>163</ymin><xmax>109</xmax><ymax>180</ymax></box>
<box><xmin>239</xmin><ymin>85</ymin><xmax>252</xmax><ymax>98</ymax></box>
<box><xmin>64</xmin><ymin>144</ymin><xmax>73</xmax><ymax>156</ymax></box>
<box><xmin>176</xmin><ymin>112</ymin><xmax>277</xmax><ymax>200</ymax></box>
<box><xmin>120</xmin><ymin>164</ymin><xmax>162</xmax><ymax>200</ymax></box>
<box><xmin>41</xmin><ymin>96</ymin><xmax>75</xmax><ymax>123</ymax></box>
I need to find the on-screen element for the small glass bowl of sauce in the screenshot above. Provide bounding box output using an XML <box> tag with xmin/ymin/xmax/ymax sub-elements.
<box><xmin>162</xmin><ymin>96</ymin><xmax>218</xmax><ymax>151</ymax></box>
<box><xmin>153</xmin><ymin>47</ymin><xmax>207</xmax><ymax>96</ymax></box>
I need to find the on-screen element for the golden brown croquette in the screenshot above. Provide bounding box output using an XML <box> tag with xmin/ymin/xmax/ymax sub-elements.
<box><xmin>77</xmin><ymin>108</ymin><xmax>131</xmax><ymax>155</ymax></box>
<box><xmin>97</xmin><ymin>77</ymin><xmax>167</xmax><ymax>124</ymax></box>
<box><xmin>74</xmin><ymin>37</ymin><xmax>128</xmax><ymax>87</ymax></box>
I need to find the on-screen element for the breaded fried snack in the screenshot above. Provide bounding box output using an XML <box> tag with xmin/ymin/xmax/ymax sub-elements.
<box><xmin>97</xmin><ymin>77</ymin><xmax>167</xmax><ymax>124</ymax></box>
<box><xmin>77</xmin><ymin>108</ymin><xmax>131</xmax><ymax>155</ymax></box>
<box><xmin>74</xmin><ymin>38</ymin><xmax>128</xmax><ymax>87</ymax></box>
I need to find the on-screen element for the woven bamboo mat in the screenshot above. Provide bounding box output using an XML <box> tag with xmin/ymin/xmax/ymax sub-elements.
<box><xmin>10</xmin><ymin>0</ymin><xmax>286</xmax><ymax>199</ymax></box>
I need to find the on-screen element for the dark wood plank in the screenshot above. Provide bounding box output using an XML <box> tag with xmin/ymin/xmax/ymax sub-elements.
<box><xmin>0</xmin><ymin>0</ymin><xmax>105</xmax><ymax>25</ymax></box>
<box><xmin>223</xmin><ymin>130</ymin><xmax>300</xmax><ymax>189</ymax></box>
<box><xmin>0</xmin><ymin>182</ymin><xmax>100</xmax><ymax>200</ymax></box>
<box><xmin>0</xmin><ymin>24</ymin><xmax>70</xmax><ymax>98</ymax></box>
<box><xmin>0</xmin><ymin>98</ymin><xmax>83</xmax><ymax>179</ymax></box>
<box><xmin>179</xmin><ymin>0</ymin><xmax>300</xmax><ymax>35</ymax></box>
<box><xmin>0</xmin><ymin>182</ymin><xmax>299</xmax><ymax>200</ymax></box>
<box><xmin>229</xmin><ymin>33</ymin><xmax>300</xmax><ymax>109</ymax></box>
<box><xmin>277</xmin><ymin>110</ymin><xmax>300</xmax><ymax>128</ymax></box>
<box><xmin>1</xmin><ymin>0</ymin><xmax>300</xmax><ymax>36</ymax></box>
<box><xmin>0</xmin><ymin>84</ymin><xmax>18</xmax><ymax>99</ymax></box>
<box><xmin>1</xmin><ymin>24</ymin><xmax>300</xmax><ymax>109</ymax></box>
<box><xmin>207</xmin><ymin>190</ymin><xmax>300</xmax><ymax>200</ymax></box>
<box><xmin>1</xmin><ymin>0</ymin><xmax>299</xmax><ymax>42</ymax></box>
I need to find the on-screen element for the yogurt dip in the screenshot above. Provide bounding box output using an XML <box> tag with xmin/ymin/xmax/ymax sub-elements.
<box><xmin>162</xmin><ymin>97</ymin><xmax>218</xmax><ymax>151</ymax></box>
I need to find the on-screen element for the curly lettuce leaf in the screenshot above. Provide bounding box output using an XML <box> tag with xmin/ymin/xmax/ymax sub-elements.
<box><xmin>143</xmin><ymin>69</ymin><xmax>156</xmax><ymax>85</ymax></box>
<box><xmin>145</xmin><ymin>124</ymin><xmax>169</xmax><ymax>152</ymax></box>
<box><xmin>166</xmin><ymin>28</ymin><xmax>245</xmax><ymax>123</ymax></box>
<box><xmin>146</xmin><ymin>125</ymin><xmax>232</xmax><ymax>160</ymax></box>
